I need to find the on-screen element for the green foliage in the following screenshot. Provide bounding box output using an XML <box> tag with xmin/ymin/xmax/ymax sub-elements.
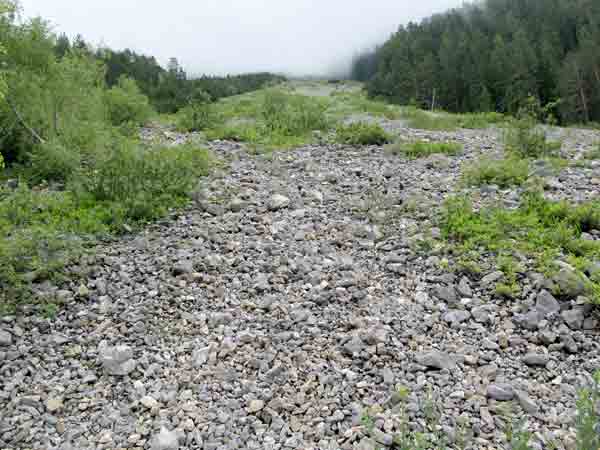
<box><xmin>400</xmin><ymin>108</ymin><xmax>506</xmax><ymax>130</ymax></box>
<box><xmin>28</xmin><ymin>138</ymin><xmax>81</xmax><ymax>184</ymax></box>
<box><xmin>458</xmin><ymin>112</ymin><xmax>506</xmax><ymax>129</ymax></box>
<box><xmin>104</xmin><ymin>76</ymin><xmax>153</xmax><ymax>129</ymax></box>
<box><xmin>387</xmin><ymin>140</ymin><xmax>462</xmax><ymax>159</ymax></box>
<box><xmin>81</xmin><ymin>143</ymin><xmax>211</xmax><ymax>218</ymax></box>
<box><xmin>1</xmin><ymin>143</ymin><xmax>211</xmax><ymax>307</ymax></box>
<box><xmin>261</xmin><ymin>89</ymin><xmax>329</xmax><ymax>136</ymax></box>
<box><xmin>462</xmin><ymin>157</ymin><xmax>530</xmax><ymax>188</ymax></box>
<box><xmin>505</xmin><ymin>115</ymin><xmax>561</xmax><ymax>158</ymax></box>
<box><xmin>177</xmin><ymin>103</ymin><xmax>220</xmax><ymax>132</ymax></box>
<box><xmin>201</xmin><ymin>89</ymin><xmax>332</xmax><ymax>150</ymax></box>
<box><xmin>576</xmin><ymin>371</ymin><xmax>600</xmax><ymax>450</ymax></box>
<box><xmin>336</xmin><ymin>121</ymin><xmax>391</xmax><ymax>145</ymax></box>
<box><xmin>327</xmin><ymin>90</ymin><xmax>402</xmax><ymax>120</ymax></box>
<box><xmin>401</xmin><ymin>108</ymin><xmax>458</xmax><ymax>131</ymax></box>
<box><xmin>441</xmin><ymin>193</ymin><xmax>600</xmax><ymax>301</ymax></box>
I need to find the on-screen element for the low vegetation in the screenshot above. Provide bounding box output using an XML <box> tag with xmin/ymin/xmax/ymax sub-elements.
<box><xmin>505</xmin><ymin>115</ymin><xmax>562</xmax><ymax>158</ymax></box>
<box><xmin>335</xmin><ymin>121</ymin><xmax>391</xmax><ymax>145</ymax></box>
<box><xmin>1</xmin><ymin>144</ymin><xmax>211</xmax><ymax>311</ymax></box>
<box><xmin>441</xmin><ymin>192</ymin><xmax>600</xmax><ymax>302</ymax></box>
<box><xmin>386</xmin><ymin>140</ymin><xmax>462</xmax><ymax>159</ymax></box>
<box><xmin>358</xmin><ymin>372</ymin><xmax>600</xmax><ymax>450</ymax></box>
<box><xmin>586</xmin><ymin>144</ymin><xmax>600</xmax><ymax>160</ymax></box>
<box><xmin>462</xmin><ymin>156</ymin><xmax>530</xmax><ymax>188</ymax></box>
<box><xmin>202</xmin><ymin>89</ymin><xmax>330</xmax><ymax>150</ymax></box>
<box><xmin>400</xmin><ymin>107</ymin><xmax>505</xmax><ymax>131</ymax></box>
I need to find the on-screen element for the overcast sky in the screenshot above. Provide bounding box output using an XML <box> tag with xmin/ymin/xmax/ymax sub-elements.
<box><xmin>20</xmin><ymin>0</ymin><xmax>464</xmax><ymax>76</ymax></box>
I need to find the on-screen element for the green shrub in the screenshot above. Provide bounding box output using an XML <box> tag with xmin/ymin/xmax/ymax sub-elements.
<box><xmin>458</xmin><ymin>112</ymin><xmax>506</xmax><ymax>129</ymax></box>
<box><xmin>28</xmin><ymin>139</ymin><xmax>81</xmax><ymax>184</ymax></box>
<box><xmin>104</xmin><ymin>76</ymin><xmax>153</xmax><ymax>128</ymax></box>
<box><xmin>401</xmin><ymin>108</ymin><xmax>459</xmax><ymax>131</ymax></box>
<box><xmin>81</xmin><ymin>142</ymin><xmax>211</xmax><ymax>218</ymax></box>
<box><xmin>462</xmin><ymin>156</ymin><xmax>529</xmax><ymax>187</ymax></box>
<box><xmin>261</xmin><ymin>90</ymin><xmax>329</xmax><ymax>136</ymax></box>
<box><xmin>177</xmin><ymin>103</ymin><xmax>220</xmax><ymax>132</ymax></box>
<box><xmin>387</xmin><ymin>140</ymin><xmax>462</xmax><ymax>158</ymax></box>
<box><xmin>336</xmin><ymin>121</ymin><xmax>391</xmax><ymax>145</ymax></box>
<box><xmin>576</xmin><ymin>371</ymin><xmax>600</xmax><ymax>450</ymax></box>
<box><xmin>1</xmin><ymin>141</ymin><xmax>212</xmax><ymax>308</ymax></box>
<box><xmin>505</xmin><ymin>116</ymin><xmax>561</xmax><ymax>158</ymax></box>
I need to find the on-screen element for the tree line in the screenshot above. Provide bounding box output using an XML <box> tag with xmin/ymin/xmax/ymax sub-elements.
<box><xmin>55</xmin><ymin>34</ymin><xmax>285</xmax><ymax>114</ymax></box>
<box><xmin>351</xmin><ymin>0</ymin><xmax>600</xmax><ymax>124</ymax></box>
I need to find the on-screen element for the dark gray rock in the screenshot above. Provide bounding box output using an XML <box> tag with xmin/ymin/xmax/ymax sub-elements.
<box><xmin>522</xmin><ymin>353</ymin><xmax>549</xmax><ymax>367</ymax></box>
<box><xmin>487</xmin><ymin>383</ymin><xmax>515</xmax><ymax>401</ymax></box>
<box><xmin>561</xmin><ymin>308</ymin><xmax>585</xmax><ymax>330</ymax></box>
<box><xmin>443</xmin><ymin>309</ymin><xmax>471</xmax><ymax>324</ymax></box>
<box><xmin>536</xmin><ymin>290</ymin><xmax>560</xmax><ymax>317</ymax></box>
<box><xmin>514</xmin><ymin>311</ymin><xmax>541</xmax><ymax>330</ymax></box>
<box><xmin>481</xmin><ymin>271</ymin><xmax>504</xmax><ymax>286</ymax></box>
<box><xmin>415</xmin><ymin>351</ymin><xmax>456</xmax><ymax>370</ymax></box>
<box><xmin>457</xmin><ymin>277</ymin><xmax>473</xmax><ymax>298</ymax></box>
<box><xmin>0</xmin><ymin>330</ymin><xmax>12</xmax><ymax>346</ymax></box>
<box><xmin>433</xmin><ymin>285</ymin><xmax>458</xmax><ymax>305</ymax></box>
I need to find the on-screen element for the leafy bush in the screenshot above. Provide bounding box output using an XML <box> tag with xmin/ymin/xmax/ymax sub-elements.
<box><xmin>261</xmin><ymin>90</ymin><xmax>329</xmax><ymax>136</ymax></box>
<box><xmin>505</xmin><ymin>116</ymin><xmax>561</xmax><ymax>158</ymax></box>
<box><xmin>576</xmin><ymin>371</ymin><xmax>600</xmax><ymax>450</ymax></box>
<box><xmin>104</xmin><ymin>76</ymin><xmax>153</xmax><ymax>128</ymax></box>
<box><xmin>336</xmin><ymin>121</ymin><xmax>391</xmax><ymax>145</ymax></box>
<box><xmin>177</xmin><ymin>103</ymin><xmax>220</xmax><ymax>132</ymax></box>
<box><xmin>387</xmin><ymin>140</ymin><xmax>462</xmax><ymax>158</ymax></box>
<box><xmin>458</xmin><ymin>112</ymin><xmax>506</xmax><ymax>129</ymax></box>
<box><xmin>27</xmin><ymin>139</ymin><xmax>81</xmax><ymax>184</ymax></box>
<box><xmin>462</xmin><ymin>157</ymin><xmax>529</xmax><ymax>187</ymax></box>
<box><xmin>81</xmin><ymin>142</ymin><xmax>211</xmax><ymax>219</ymax></box>
<box><xmin>1</xmin><ymin>141</ymin><xmax>212</xmax><ymax>308</ymax></box>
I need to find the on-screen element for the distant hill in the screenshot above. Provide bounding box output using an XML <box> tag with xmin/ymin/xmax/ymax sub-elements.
<box><xmin>352</xmin><ymin>0</ymin><xmax>600</xmax><ymax>124</ymax></box>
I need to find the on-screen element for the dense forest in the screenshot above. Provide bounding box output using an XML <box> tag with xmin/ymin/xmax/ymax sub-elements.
<box><xmin>351</xmin><ymin>0</ymin><xmax>600</xmax><ymax>124</ymax></box>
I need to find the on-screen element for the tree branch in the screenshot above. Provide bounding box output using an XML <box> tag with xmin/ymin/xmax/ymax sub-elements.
<box><xmin>5</xmin><ymin>97</ymin><xmax>46</xmax><ymax>144</ymax></box>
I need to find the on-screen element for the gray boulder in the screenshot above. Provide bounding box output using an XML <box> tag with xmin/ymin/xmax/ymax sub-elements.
<box><xmin>415</xmin><ymin>351</ymin><xmax>456</xmax><ymax>370</ymax></box>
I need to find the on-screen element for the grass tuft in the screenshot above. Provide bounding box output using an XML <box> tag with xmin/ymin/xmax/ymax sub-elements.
<box><xmin>386</xmin><ymin>140</ymin><xmax>462</xmax><ymax>159</ymax></box>
<box><xmin>336</xmin><ymin>121</ymin><xmax>391</xmax><ymax>145</ymax></box>
<box><xmin>462</xmin><ymin>157</ymin><xmax>530</xmax><ymax>188</ymax></box>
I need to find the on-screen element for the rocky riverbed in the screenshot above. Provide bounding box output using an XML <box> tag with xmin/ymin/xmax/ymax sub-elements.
<box><xmin>1</xmin><ymin>122</ymin><xmax>600</xmax><ymax>450</ymax></box>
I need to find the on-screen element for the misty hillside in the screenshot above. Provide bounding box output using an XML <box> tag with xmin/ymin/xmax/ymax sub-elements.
<box><xmin>2</xmin><ymin>1</ymin><xmax>600</xmax><ymax>450</ymax></box>
<box><xmin>353</xmin><ymin>0</ymin><xmax>600</xmax><ymax>124</ymax></box>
